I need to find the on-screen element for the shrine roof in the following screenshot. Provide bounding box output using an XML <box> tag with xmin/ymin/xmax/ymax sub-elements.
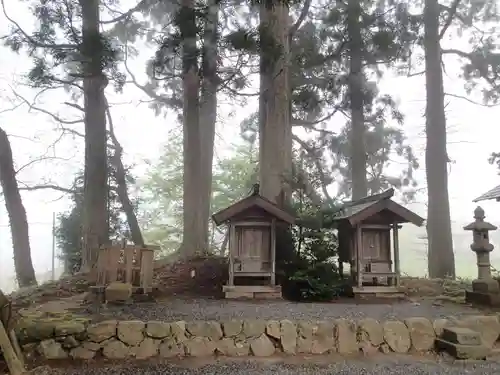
<box><xmin>473</xmin><ymin>184</ymin><xmax>500</xmax><ymax>203</ymax></box>
<box><xmin>212</xmin><ymin>191</ymin><xmax>295</xmax><ymax>226</ymax></box>
<box><xmin>332</xmin><ymin>188</ymin><xmax>424</xmax><ymax>227</ymax></box>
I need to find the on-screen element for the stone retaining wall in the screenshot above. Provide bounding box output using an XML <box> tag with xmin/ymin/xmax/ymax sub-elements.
<box><xmin>15</xmin><ymin>315</ymin><xmax>500</xmax><ymax>361</ymax></box>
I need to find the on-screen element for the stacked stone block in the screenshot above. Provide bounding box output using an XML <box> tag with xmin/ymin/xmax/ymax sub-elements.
<box><xmin>14</xmin><ymin>315</ymin><xmax>500</xmax><ymax>361</ymax></box>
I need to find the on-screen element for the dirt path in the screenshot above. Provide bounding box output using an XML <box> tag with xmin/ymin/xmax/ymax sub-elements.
<box><xmin>28</xmin><ymin>355</ymin><xmax>500</xmax><ymax>375</ymax></box>
<box><xmin>79</xmin><ymin>297</ymin><xmax>485</xmax><ymax>322</ymax></box>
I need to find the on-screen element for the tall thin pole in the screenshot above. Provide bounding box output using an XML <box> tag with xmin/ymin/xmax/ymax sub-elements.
<box><xmin>51</xmin><ymin>212</ymin><xmax>56</xmax><ymax>281</ymax></box>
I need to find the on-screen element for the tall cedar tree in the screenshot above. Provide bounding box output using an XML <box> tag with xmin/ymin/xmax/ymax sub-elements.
<box><xmin>3</xmin><ymin>0</ymin><xmax>140</xmax><ymax>271</ymax></box>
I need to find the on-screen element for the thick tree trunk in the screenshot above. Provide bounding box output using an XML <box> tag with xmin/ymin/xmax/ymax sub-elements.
<box><xmin>80</xmin><ymin>0</ymin><xmax>109</xmax><ymax>272</ymax></box>
<box><xmin>259</xmin><ymin>3</ymin><xmax>292</xmax><ymax>204</ymax></box>
<box><xmin>423</xmin><ymin>0</ymin><xmax>455</xmax><ymax>279</ymax></box>
<box><xmin>179</xmin><ymin>0</ymin><xmax>205</xmax><ymax>257</ymax></box>
<box><xmin>347</xmin><ymin>0</ymin><xmax>367</xmax><ymax>200</ymax></box>
<box><xmin>0</xmin><ymin>128</ymin><xmax>37</xmax><ymax>288</ymax></box>
<box><xmin>199</xmin><ymin>0</ymin><xmax>219</xmax><ymax>253</ymax></box>
<box><xmin>259</xmin><ymin>3</ymin><xmax>293</xmax><ymax>268</ymax></box>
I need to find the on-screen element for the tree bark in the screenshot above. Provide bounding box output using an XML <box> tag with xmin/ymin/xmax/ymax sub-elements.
<box><xmin>0</xmin><ymin>129</ymin><xmax>37</xmax><ymax>288</ymax></box>
<box><xmin>199</xmin><ymin>0</ymin><xmax>219</xmax><ymax>254</ymax></box>
<box><xmin>105</xmin><ymin>100</ymin><xmax>144</xmax><ymax>246</ymax></box>
<box><xmin>347</xmin><ymin>0</ymin><xmax>368</xmax><ymax>200</ymax></box>
<box><xmin>80</xmin><ymin>0</ymin><xmax>109</xmax><ymax>272</ymax></box>
<box><xmin>179</xmin><ymin>0</ymin><xmax>205</xmax><ymax>258</ymax></box>
<box><xmin>259</xmin><ymin>2</ymin><xmax>292</xmax><ymax>204</ymax></box>
<box><xmin>423</xmin><ymin>0</ymin><xmax>455</xmax><ymax>278</ymax></box>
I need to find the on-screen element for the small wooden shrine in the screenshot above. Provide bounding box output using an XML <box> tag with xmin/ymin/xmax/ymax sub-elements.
<box><xmin>333</xmin><ymin>188</ymin><xmax>424</xmax><ymax>295</ymax></box>
<box><xmin>212</xmin><ymin>184</ymin><xmax>295</xmax><ymax>299</ymax></box>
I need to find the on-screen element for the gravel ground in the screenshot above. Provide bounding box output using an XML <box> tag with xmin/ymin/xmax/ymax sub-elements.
<box><xmin>84</xmin><ymin>298</ymin><xmax>484</xmax><ymax>322</ymax></box>
<box><xmin>30</xmin><ymin>355</ymin><xmax>500</xmax><ymax>375</ymax></box>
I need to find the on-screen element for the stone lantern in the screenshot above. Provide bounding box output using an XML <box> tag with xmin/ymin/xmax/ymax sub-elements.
<box><xmin>464</xmin><ymin>206</ymin><xmax>500</xmax><ymax>305</ymax></box>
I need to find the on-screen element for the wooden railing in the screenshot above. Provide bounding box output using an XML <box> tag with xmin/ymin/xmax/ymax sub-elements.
<box><xmin>94</xmin><ymin>244</ymin><xmax>160</xmax><ymax>293</ymax></box>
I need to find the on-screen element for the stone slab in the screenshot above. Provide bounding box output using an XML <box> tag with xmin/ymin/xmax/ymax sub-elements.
<box><xmin>465</xmin><ymin>290</ymin><xmax>500</xmax><ymax>306</ymax></box>
<box><xmin>441</xmin><ymin>327</ymin><xmax>482</xmax><ymax>346</ymax></box>
<box><xmin>435</xmin><ymin>338</ymin><xmax>490</xmax><ymax>360</ymax></box>
<box><xmin>224</xmin><ymin>292</ymin><xmax>254</xmax><ymax>299</ymax></box>
<box><xmin>254</xmin><ymin>292</ymin><xmax>282</xmax><ymax>300</ymax></box>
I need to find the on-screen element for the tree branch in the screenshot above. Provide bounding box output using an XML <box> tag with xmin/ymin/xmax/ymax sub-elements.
<box><xmin>438</xmin><ymin>0</ymin><xmax>461</xmax><ymax>40</ymax></box>
<box><xmin>288</xmin><ymin>0</ymin><xmax>312</xmax><ymax>43</ymax></box>
<box><xmin>1</xmin><ymin>0</ymin><xmax>77</xmax><ymax>50</ymax></box>
<box><xmin>445</xmin><ymin>92</ymin><xmax>500</xmax><ymax>107</ymax></box>
<box><xmin>100</xmin><ymin>0</ymin><xmax>150</xmax><ymax>24</ymax></box>
<box><xmin>11</xmin><ymin>89</ymin><xmax>83</xmax><ymax>125</ymax></box>
<box><xmin>17</xmin><ymin>184</ymin><xmax>75</xmax><ymax>194</ymax></box>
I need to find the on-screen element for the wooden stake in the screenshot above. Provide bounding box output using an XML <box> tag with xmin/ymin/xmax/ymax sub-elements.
<box><xmin>393</xmin><ymin>222</ymin><xmax>401</xmax><ymax>287</ymax></box>
<box><xmin>0</xmin><ymin>321</ymin><xmax>25</xmax><ymax>375</ymax></box>
<box><xmin>9</xmin><ymin>329</ymin><xmax>25</xmax><ymax>367</ymax></box>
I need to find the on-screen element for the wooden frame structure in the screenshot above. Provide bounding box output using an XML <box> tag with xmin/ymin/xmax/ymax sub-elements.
<box><xmin>333</xmin><ymin>189</ymin><xmax>424</xmax><ymax>295</ymax></box>
<box><xmin>212</xmin><ymin>185</ymin><xmax>295</xmax><ymax>299</ymax></box>
<box><xmin>93</xmin><ymin>244</ymin><xmax>160</xmax><ymax>294</ymax></box>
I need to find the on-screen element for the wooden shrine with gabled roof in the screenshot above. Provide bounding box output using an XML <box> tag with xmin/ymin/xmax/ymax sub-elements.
<box><xmin>212</xmin><ymin>183</ymin><xmax>295</xmax><ymax>299</ymax></box>
<box><xmin>333</xmin><ymin>188</ymin><xmax>424</xmax><ymax>295</ymax></box>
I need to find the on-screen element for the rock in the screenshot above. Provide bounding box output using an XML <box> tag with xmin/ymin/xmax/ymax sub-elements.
<box><xmin>383</xmin><ymin>320</ymin><xmax>411</xmax><ymax>353</ymax></box>
<box><xmin>358</xmin><ymin>318</ymin><xmax>384</xmax><ymax>346</ymax></box>
<box><xmin>297</xmin><ymin>336</ymin><xmax>313</xmax><ymax>353</ymax></box>
<box><xmin>105</xmin><ymin>282</ymin><xmax>133</xmax><ymax>302</ymax></box>
<box><xmin>250</xmin><ymin>334</ymin><xmax>275</xmax><ymax>357</ymax></box>
<box><xmin>117</xmin><ymin>320</ymin><xmax>145</xmax><ymax>346</ymax></box>
<box><xmin>433</xmin><ymin>318</ymin><xmax>452</xmax><ymax>337</ymax></box>
<box><xmin>184</xmin><ymin>337</ymin><xmax>216</xmax><ymax>357</ymax></box>
<box><xmin>102</xmin><ymin>339</ymin><xmax>130</xmax><ymax>359</ymax></box>
<box><xmin>146</xmin><ymin>321</ymin><xmax>171</xmax><ymax>339</ymax></box>
<box><xmin>436</xmin><ymin>338</ymin><xmax>490</xmax><ymax>360</ymax></box>
<box><xmin>17</xmin><ymin>321</ymin><xmax>56</xmax><ymax>342</ymax></box>
<box><xmin>280</xmin><ymin>320</ymin><xmax>297</xmax><ymax>354</ymax></box>
<box><xmin>297</xmin><ymin>321</ymin><xmax>315</xmax><ymax>339</ymax></box>
<box><xmin>379</xmin><ymin>343</ymin><xmax>391</xmax><ymax>354</ymax></box>
<box><xmin>442</xmin><ymin>327</ymin><xmax>482</xmax><ymax>346</ymax></box>
<box><xmin>222</xmin><ymin>320</ymin><xmax>243</xmax><ymax>337</ymax></box>
<box><xmin>132</xmin><ymin>337</ymin><xmax>160</xmax><ymax>359</ymax></box>
<box><xmin>296</xmin><ymin>321</ymin><xmax>334</xmax><ymax>354</ymax></box>
<box><xmin>170</xmin><ymin>321</ymin><xmax>187</xmax><ymax>343</ymax></box>
<box><xmin>186</xmin><ymin>321</ymin><xmax>223</xmax><ymax>340</ymax></box>
<box><xmin>54</xmin><ymin>322</ymin><xmax>86</xmax><ymax>337</ymax></box>
<box><xmin>405</xmin><ymin>317</ymin><xmax>435</xmax><ymax>352</ymax></box>
<box><xmin>82</xmin><ymin>341</ymin><xmax>101</xmax><ymax>351</ymax></box>
<box><xmin>159</xmin><ymin>337</ymin><xmax>184</xmax><ymax>358</ymax></box>
<box><xmin>87</xmin><ymin>320</ymin><xmax>117</xmax><ymax>343</ymax></box>
<box><xmin>38</xmin><ymin>339</ymin><xmax>68</xmax><ymax>360</ymax></box>
<box><xmin>335</xmin><ymin>319</ymin><xmax>358</xmax><ymax>354</ymax></box>
<box><xmin>266</xmin><ymin>320</ymin><xmax>280</xmax><ymax>339</ymax></box>
<box><xmin>70</xmin><ymin>347</ymin><xmax>96</xmax><ymax>360</ymax></box>
<box><xmin>61</xmin><ymin>336</ymin><xmax>79</xmax><ymax>349</ymax></box>
<box><xmin>243</xmin><ymin>320</ymin><xmax>266</xmax><ymax>338</ymax></box>
<box><xmin>311</xmin><ymin>321</ymin><xmax>335</xmax><ymax>355</ymax></box>
<box><xmin>216</xmin><ymin>338</ymin><xmax>250</xmax><ymax>356</ymax></box>
<box><xmin>459</xmin><ymin>315</ymin><xmax>500</xmax><ymax>348</ymax></box>
<box><xmin>359</xmin><ymin>342</ymin><xmax>378</xmax><ymax>356</ymax></box>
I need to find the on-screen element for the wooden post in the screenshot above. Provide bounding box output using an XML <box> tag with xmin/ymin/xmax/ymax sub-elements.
<box><xmin>228</xmin><ymin>224</ymin><xmax>235</xmax><ymax>286</ymax></box>
<box><xmin>0</xmin><ymin>321</ymin><xmax>25</xmax><ymax>375</ymax></box>
<box><xmin>9</xmin><ymin>330</ymin><xmax>24</xmax><ymax>367</ymax></box>
<box><xmin>270</xmin><ymin>219</ymin><xmax>276</xmax><ymax>286</ymax></box>
<box><xmin>356</xmin><ymin>225</ymin><xmax>363</xmax><ymax>288</ymax></box>
<box><xmin>393</xmin><ymin>222</ymin><xmax>401</xmax><ymax>287</ymax></box>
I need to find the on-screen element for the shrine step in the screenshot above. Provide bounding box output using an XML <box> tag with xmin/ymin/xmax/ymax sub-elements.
<box><xmin>223</xmin><ymin>285</ymin><xmax>282</xmax><ymax>300</ymax></box>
